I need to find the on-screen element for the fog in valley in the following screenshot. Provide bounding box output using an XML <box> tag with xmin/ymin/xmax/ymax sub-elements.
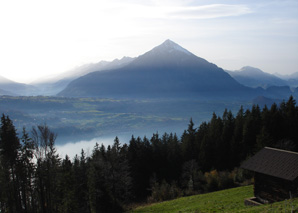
<box><xmin>57</xmin><ymin>136</ymin><xmax>123</xmax><ymax>160</ymax></box>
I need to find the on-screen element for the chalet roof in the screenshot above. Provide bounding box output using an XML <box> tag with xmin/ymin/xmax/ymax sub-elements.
<box><xmin>241</xmin><ymin>147</ymin><xmax>298</xmax><ymax>181</ymax></box>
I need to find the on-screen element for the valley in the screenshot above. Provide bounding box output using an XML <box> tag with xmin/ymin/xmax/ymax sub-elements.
<box><xmin>1</xmin><ymin>1</ymin><xmax>297</xmax><ymax>212</ymax></box>
<box><xmin>0</xmin><ymin>40</ymin><xmax>295</xmax><ymax>147</ymax></box>
<box><xmin>0</xmin><ymin>96</ymin><xmax>252</xmax><ymax>145</ymax></box>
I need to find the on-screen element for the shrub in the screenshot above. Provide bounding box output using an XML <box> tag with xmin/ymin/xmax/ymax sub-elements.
<box><xmin>148</xmin><ymin>180</ymin><xmax>182</xmax><ymax>203</ymax></box>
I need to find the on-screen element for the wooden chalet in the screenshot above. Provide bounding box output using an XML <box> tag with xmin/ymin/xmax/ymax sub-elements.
<box><xmin>241</xmin><ymin>147</ymin><xmax>298</xmax><ymax>204</ymax></box>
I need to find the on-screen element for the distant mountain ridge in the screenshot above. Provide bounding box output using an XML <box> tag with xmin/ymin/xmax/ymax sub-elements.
<box><xmin>1</xmin><ymin>40</ymin><xmax>296</xmax><ymax>100</ymax></box>
<box><xmin>226</xmin><ymin>66</ymin><xmax>288</xmax><ymax>89</ymax></box>
<box><xmin>274</xmin><ymin>72</ymin><xmax>298</xmax><ymax>87</ymax></box>
<box><xmin>275</xmin><ymin>71</ymin><xmax>298</xmax><ymax>80</ymax></box>
<box><xmin>0</xmin><ymin>75</ymin><xmax>38</xmax><ymax>96</ymax></box>
<box><xmin>32</xmin><ymin>57</ymin><xmax>135</xmax><ymax>95</ymax></box>
<box><xmin>58</xmin><ymin>40</ymin><xmax>260</xmax><ymax>99</ymax></box>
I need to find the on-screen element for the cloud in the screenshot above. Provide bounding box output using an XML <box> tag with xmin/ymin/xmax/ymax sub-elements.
<box><xmin>168</xmin><ymin>4</ymin><xmax>252</xmax><ymax>20</ymax></box>
<box><xmin>94</xmin><ymin>3</ymin><xmax>252</xmax><ymax>21</ymax></box>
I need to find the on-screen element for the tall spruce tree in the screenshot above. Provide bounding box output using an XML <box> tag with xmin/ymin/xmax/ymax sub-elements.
<box><xmin>31</xmin><ymin>124</ymin><xmax>60</xmax><ymax>213</ymax></box>
<box><xmin>0</xmin><ymin>114</ymin><xmax>22</xmax><ymax>212</ymax></box>
<box><xmin>18</xmin><ymin>128</ymin><xmax>36</xmax><ymax>212</ymax></box>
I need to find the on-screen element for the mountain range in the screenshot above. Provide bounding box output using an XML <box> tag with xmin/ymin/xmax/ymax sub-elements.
<box><xmin>31</xmin><ymin>56</ymin><xmax>135</xmax><ymax>95</ymax></box>
<box><xmin>0</xmin><ymin>75</ymin><xmax>39</xmax><ymax>96</ymax></box>
<box><xmin>226</xmin><ymin>66</ymin><xmax>289</xmax><ymax>89</ymax></box>
<box><xmin>58</xmin><ymin>40</ymin><xmax>260</xmax><ymax>99</ymax></box>
<box><xmin>1</xmin><ymin>39</ymin><xmax>298</xmax><ymax>101</ymax></box>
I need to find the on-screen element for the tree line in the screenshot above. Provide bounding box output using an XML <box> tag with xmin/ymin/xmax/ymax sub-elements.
<box><xmin>0</xmin><ymin>96</ymin><xmax>298</xmax><ymax>212</ymax></box>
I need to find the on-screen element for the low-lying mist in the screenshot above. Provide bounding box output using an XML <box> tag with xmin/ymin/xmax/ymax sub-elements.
<box><xmin>56</xmin><ymin>136</ymin><xmax>124</xmax><ymax>160</ymax></box>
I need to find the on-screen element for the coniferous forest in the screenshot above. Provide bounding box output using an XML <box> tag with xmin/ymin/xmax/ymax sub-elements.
<box><xmin>0</xmin><ymin>96</ymin><xmax>298</xmax><ymax>212</ymax></box>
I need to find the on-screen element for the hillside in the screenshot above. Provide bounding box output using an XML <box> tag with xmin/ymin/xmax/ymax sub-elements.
<box><xmin>131</xmin><ymin>185</ymin><xmax>298</xmax><ymax>212</ymax></box>
<box><xmin>275</xmin><ymin>72</ymin><xmax>298</xmax><ymax>87</ymax></box>
<box><xmin>0</xmin><ymin>75</ymin><xmax>39</xmax><ymax>96</ymax></box>
<box><xmin>1</xmin><ymin>96</ymin><xmax>298</xmax><ymax>212</ymax></box>
<box><xmin>32</xmin><ymin>57</ymin><xmax>134</xmax><ymax>95</ymax></box>
<box><xmin>226</xmin><ymin>66</ymin><xmax>288</xmax><ymax>89</ymax></box>
<box><xmin>58</xmin><ymin>40</ymin><xmax>259</xmax><ymax>100</ymax></box>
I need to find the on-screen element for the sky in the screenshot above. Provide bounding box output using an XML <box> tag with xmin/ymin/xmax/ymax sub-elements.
<box><xmin>0</xmin><ymin>0</ymin><xmax>297</xmax><ymax>83</ymax></box>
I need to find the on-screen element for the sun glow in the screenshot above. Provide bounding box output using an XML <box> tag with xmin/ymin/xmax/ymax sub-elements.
<box><xmin>0</xmin><ymin>0</ymin><xmax>297</xmax><ymax>83</ymax></box>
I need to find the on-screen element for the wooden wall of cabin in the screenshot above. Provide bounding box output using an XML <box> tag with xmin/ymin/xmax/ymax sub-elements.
<box><xmin>293</xmin><ymin>178</ymin><xmax>298</xmax><ymax>198</ymax></box>
<box><xmin>254</xmin><ymin>173</ymin><xmax>297</xmax><ymax>203</ymax></box>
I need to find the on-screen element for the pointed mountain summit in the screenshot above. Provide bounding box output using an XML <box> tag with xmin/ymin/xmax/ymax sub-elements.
<box><xmin>58</xmin><ymin>40</ymin><xmax>260</xmax><ymax>99</ymax></box>
<box><xmin>131</xmin><ymin>39</ymin><xmax>209</xmax><ymax>68</ymax></box>
<box><xmin>149</xmin><ymin>39</ymin><xmax>192</xmax><ymax>56</ymax></box>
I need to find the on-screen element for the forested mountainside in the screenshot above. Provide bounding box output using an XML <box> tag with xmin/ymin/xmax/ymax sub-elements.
<box><xmin>1</xmin><ymin>96</ymin><xmax>297</xmax><ymax>212</ymax></box>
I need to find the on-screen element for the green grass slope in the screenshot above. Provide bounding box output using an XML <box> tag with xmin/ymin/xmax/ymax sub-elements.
<box><xmin>130</xmin><ymin>185</ymin><xmax>298</xmax><ymax>212</ymax></box>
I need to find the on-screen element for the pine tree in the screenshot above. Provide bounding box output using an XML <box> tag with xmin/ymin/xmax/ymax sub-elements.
<box><xmin>231</xmin><ymin>106</ymin><xmax>245</xmax><ymax>164</ymax></box>
<box><xmin>73</xmin><ymin>150</ymin><xmax>90</xmax><ymax>213</ymax></box>
<box><xmin>242</xmin><ymin>105</ymin><xmax>261</xmax><ymax>156</ymax></box>
<box><xmin>31</xmin><ymin>124</ymin><xmax>60</xmax><ymax>213</ymax></box>
<box><xmin>59</xmin><ymin>155</ymin><xmax>76</xmax><ymax>212</ymax></box>
<box><xmin>0</xmin><ymin>114</ymin><xmax>22</xmax><ymax>212</ymax></box>
<box><xmin>128</xmin><ymin>136</ymin><xmax>153</xmax><ymax>199</ymax></box>
<box><xmin>208</xmin><ymin>113</ymin><xmax>223</xmax><ymax>169</ymax></box>
<box><xmin>221</xmin><ymin>109</ymin><xmax>235</xmax><ymax>169</ymax></box>
<box><xmin>181</xmin><ymin>118</ymin><xmax>197</xmax><ymax>161</ymax></box>
<box><xmin>18</xmin><ymin>128</ymin><xmax>36</xmax><ymax>212</ymax></box>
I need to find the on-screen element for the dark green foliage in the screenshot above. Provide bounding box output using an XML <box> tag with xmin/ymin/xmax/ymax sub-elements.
<box><xmin>58</xmin><ymin>155</ymin><xmax>76</xmax><ymax>212</ymax></box>
<box><xmin>18</xmin><ymin>128</ymin><xmax>36</xmax><ymax>213</ymax></box>
<box><xmin>0</xmin><ymin>115</ymin><xmax>22</xmax><ymax>212</ymax></box>
<box><xmin>1</xmin><ymin>96</ymin><xmax>298</xmax><ymax>211</ymax></box>
<box><xmin>181</xmin><ymin>118</ymin><xmax>197</xmax><ymax>161</ymax></box>
<box><xmin>0</xmin><ymin>115</ymin><xmax>20</xmax><ymax>168</ymax></box>
<box><xmin>72</xmin><ymin>150</ymin><xmax>90</xmax><ymax>213</ymax></box>
<box><xmin>88</xmin><ymin>138</ymin><xmax>131</xmax><ymax>213</ymax></box>
<box><xmin>181</xmin><ymin>160</ymin><xmax>205</xmax><ymax>195</ymax></box>
<box><xmin>148</xmin><ymin>180</ymin><xmax>182</xmax><ymax>203</ymax></box>
<box><xmin>32</xmin><ymin>124</ymin><xmax>60</xmax><ymax>213</ymax></box>
<box><xmin>128</xmin><ymin>136</ymin><xmax>153</xmax><ymax>199</ymax></box>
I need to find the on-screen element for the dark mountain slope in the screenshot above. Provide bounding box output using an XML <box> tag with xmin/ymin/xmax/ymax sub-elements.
<box><xmin>58</xmin><ymin>40</ymin><xmax>261</xmax><ymax>99</ymax></box>
<box><xmin>265</xmin><ymin>85</ymin><xmax>293</xmax><ymax>99</ymax></box>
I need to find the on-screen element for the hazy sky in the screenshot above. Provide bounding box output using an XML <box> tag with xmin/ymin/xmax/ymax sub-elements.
<box><xmin>0</xmin><ymin>0</ymin><xmax>297</xmax><ymax>83</ymax></box>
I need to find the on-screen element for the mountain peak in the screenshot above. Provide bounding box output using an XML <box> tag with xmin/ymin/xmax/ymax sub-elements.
<box><xmin>152</xmin><ymin>39</ymin><xmax>192</xmax><ymax>56</ymax></box>
<box><xmin>161</xmin><ymin>39</ymin><xmax>178</xmax><ymax>47</ymax></box>
<box><xmin>240</xmin><ymin>66</ymin><xmax>263</xmax><ymax>74</ymax></box>
<box><xmin>129</xmin><ymin>39</ymin><xmax>210</xmax><ymax>68</ymax></box>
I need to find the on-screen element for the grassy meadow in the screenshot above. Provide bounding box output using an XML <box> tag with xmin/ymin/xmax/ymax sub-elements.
<box><xmin>130</xmin><ymin>185</ymin><xmax>298</xmax><ymax>212</ymax></box>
